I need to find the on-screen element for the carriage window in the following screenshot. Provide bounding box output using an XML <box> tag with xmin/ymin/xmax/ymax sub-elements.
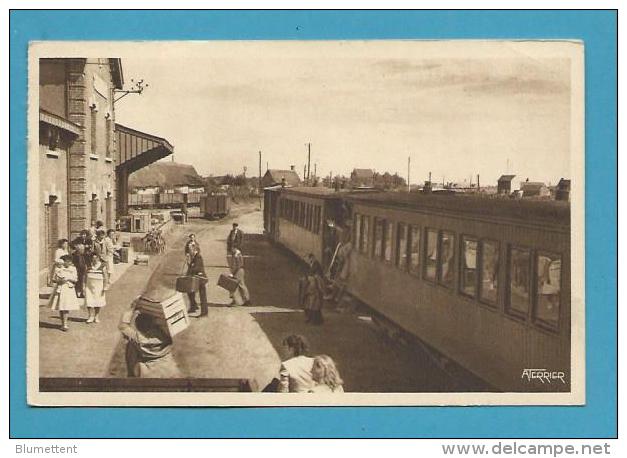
<box><xmin>480</xmin><ymin>240</ymin><xmax>500</xmax><ymax>305</ymax></box>
<box><xmin>408</xmin><ymin>225</ymin><xmax>421</xmax><ymax>275</ymax></box>
<box><xmin>534</xmin><ymin>252</ymin><xmax>561</xmax><ymax>328</ymax></box>
<box><xmin>373</xmin><ymin>218</ymin><xmax>384</xmax><ymax>258</ymax></box>
<box><xmin>307</xmin><ymin>204</ymin><xmax>312</xmax><ymax>231</ymax></box>
<box><xmin>314</xmin><ymin>206</ymin><xmax>321</xmax><ymax>234</ymax></box>
<box><xmin>508</xmin><ymin>247</ymin><xmax>531</xmax><ymax>317</ymax></box>
<box><xmin>354</xmin><ymin>214</ymin><xmax>362</xmax><ymax>250</ymax></box>
<box><xmin>383</xmin><ymin>220</ymin><xmax>393</xmax><ymax>262</ymax></box>
<box><xmin>396</xmin><ymin>223</ymin><xmax>408</xmax><ymax>269</ymax></box>
<box><xmin>461</xmin><ymin>237</ymin><xmax>478</xmax><ymax>297</ymax></box>
<box><xmin>439</xmin><ymin>232</ymin><xmax>455</xmax><ymax>288</ymax></box>
<box><xmin>293</xmin><ymin>201</ymin><xmax>300</xmax><ymax>223</ymax></box>
<box><xmin>360</xmin><ymin>215</ymin><xmax>370</xmax><ymax>254</ymax></box>
<box><xmin>425</xmin><ymin>229</ymin><xmax>438</xmax><ymax>281</ymax></box>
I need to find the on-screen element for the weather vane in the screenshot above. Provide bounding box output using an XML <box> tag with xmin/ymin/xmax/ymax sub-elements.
<box><xmin>113</xmin><ymin>78</ymin><xmax>149</xmax><ymax>104</ymax></box>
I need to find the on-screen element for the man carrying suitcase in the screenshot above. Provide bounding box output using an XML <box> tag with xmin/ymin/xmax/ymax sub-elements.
<box><xmin>186</xmin><ymin>244</ymin><xmax>209</xmax><ymax>317</ymax></box>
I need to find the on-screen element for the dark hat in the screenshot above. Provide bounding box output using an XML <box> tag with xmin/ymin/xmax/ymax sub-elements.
<box><xmin>232</xmin><ymin>223</ymin><xmax>239</xmax><ymax>227</ymax></box>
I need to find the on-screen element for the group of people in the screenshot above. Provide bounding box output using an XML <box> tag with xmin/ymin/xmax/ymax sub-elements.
<box><xmin>47</xmin><ymin>220</ymin><xmax>120</xmax><ymax>331</ymax></box>
<box><xmin>182</xmin><ymin>222</ymin><xmax>251</xmax><ymax>316</ymax></box>
<box><xmin>264</xmin><ymin>334</ymin><xmax>344</xmax><ymax>393</ymax></box>
<box><xmin>298</xmin><ymin>237</ymin><xmax>352</xmax><ymax>326</ymax></box>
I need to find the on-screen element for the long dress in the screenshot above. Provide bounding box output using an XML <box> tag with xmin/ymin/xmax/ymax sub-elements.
<box><xmin>302</xmin><ymin>273</ymin><xmax>325</xmax><ymax>324</ymax></box>
<box><xmin>120</xmin><ymin>323</ymin><xmax>181</xmax><ymax>378</ymax></box>
<box><xmin>85</xmin><ymin>262</ymin><xmax>108</xmax><ymax>308</ymax></box>
<box><xmin>49</xmin><ymin>265</ymin><xmax>81</xmax><ymax>311</ymax></box>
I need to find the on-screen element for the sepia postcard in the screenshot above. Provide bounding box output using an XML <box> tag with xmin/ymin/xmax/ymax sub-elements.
<box><xmin>27</xmin><ymin>40</ymin><xmax>584</xmax><ymax>406</ymax></box>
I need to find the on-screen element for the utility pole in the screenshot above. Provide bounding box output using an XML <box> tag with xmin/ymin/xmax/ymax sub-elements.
<box><xmin>477</xmin><ymin>174</ymin><xmax>480</xmax><ymax>191</ymax></box>
<box><xmin>407</xmin><ymin>156</ymin><xmax>411</xmax><ymax>192</ymax></box>
<box><xmin>258</xmin><ymin>150</ymin><xmax>262</xmax><ymax>209</ymax></box>
<box><xmin>306</xmin><ymin>142</ymin><xmax>311</xmax><ymax>183</ymax></box>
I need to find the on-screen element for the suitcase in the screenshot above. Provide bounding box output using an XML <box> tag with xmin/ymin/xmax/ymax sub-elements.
<box><xmin>218</xmin><ymin>273</ymin><xmax>239</xmax><ymax>293</ymax></box>
<box><xmin>119</xmin><ymin>247</ymin><xmax>130</xmax><ymax>263</ymax></box>
<box><xmin>176</xmin><ymin>275</ymin><xmax>199</xmax><ymax>293</ymax></box>
<box><xmin>134</xmin><ymin>254</ymin><xmax>149</xmax><ymax>265</ymax></box>
<box><xmin>134</xmin><ymin>290</ymin><xmax>190</xmax><ymax>337</ymax></box>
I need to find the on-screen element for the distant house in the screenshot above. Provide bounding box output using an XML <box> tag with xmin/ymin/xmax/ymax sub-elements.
<box><xmin>350</xmin><ymin>168</ymin><xmax>374</xmax><ymax>188</ymax></box>
<box><xmin>497</xmin><ymin>175</ymin><xmax>516</xmax><ymax>195</ymax></box>
<box><xmin>556</xmin><ymin>178</ymin><xmax>571</xmax><ymax>201</ymax></box>
<box><xmin>520</xmin><ymin>181</ymin><xmax>550</xmax><ymax>198</ymax></box>
<box><xmin>129</xmin><ymin>161</ymin><xmax>205</xmax><ymax>194</ymax></box>
<box><xmin>261</xmin><ymin>168</ymin><xmax>301</xmax><ymax>188</ymax></box>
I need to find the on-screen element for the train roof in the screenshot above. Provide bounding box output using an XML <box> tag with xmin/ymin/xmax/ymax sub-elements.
<box><xmin>271</xmin><ymin>186</ymin><xmax>351</xmax><ymax>199</ymax></box>
<box><xmin>345</xmin><ymin>191</ymin><xmax>570</xmax><ymax>225</ymax></box>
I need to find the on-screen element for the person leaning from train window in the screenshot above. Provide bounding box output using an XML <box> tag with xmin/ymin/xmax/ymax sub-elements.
<box><xmin>186</xmin><ymin>244</ymin><xmax>209</xmax><ymax>317</ymax></box>
<box><xmin>309</xmin><ymin>354</ymin><xmax>345</xmax><ymax>393</ymax></box>
<box><xmin>229</xmin><ymin>247</ymin><xmax>251</xmax><ymax>306</ymax></box>
<box><xmin>119</xmin><ymin>306</ymin><xmax>182</xmax><ymax>378</ymax></box>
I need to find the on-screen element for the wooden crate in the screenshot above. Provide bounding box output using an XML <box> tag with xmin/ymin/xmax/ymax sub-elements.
<box><xmin>134</xmin><ymin>254</ymin><xmax>149</xmax><ymax>265</ymax></box>
<box><xmin>135</xmin><ymin>291</ymin><xmax>190</xmax><ymax>337</ymax></box>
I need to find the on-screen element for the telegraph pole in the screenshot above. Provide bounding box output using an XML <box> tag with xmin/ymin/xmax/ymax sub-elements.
<box><xmin>258</xmin><ymin>150</ymin><xmax>262</xmax><ymax>209</ymax></box>
<box><xmin>407</xmin><ymin>156</ymin><xmax>411</xmax><ymax>192</ymax></box>
<box><xmin>306</xmin><ymin>142</ymin><xmax>311</xmax><ymax>183</ymax></box>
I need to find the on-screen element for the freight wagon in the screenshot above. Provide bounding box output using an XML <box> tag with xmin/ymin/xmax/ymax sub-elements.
<box><xmin>200</xmin><ymin>194</ymin><xmax>231</xmax><ymax>219</ymax></box>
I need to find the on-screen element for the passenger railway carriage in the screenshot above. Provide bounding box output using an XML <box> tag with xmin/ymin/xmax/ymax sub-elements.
<box><xmin>264</xmin><ymin>187</ymin><xmax>571</xmax><ymax>392</ymax></box>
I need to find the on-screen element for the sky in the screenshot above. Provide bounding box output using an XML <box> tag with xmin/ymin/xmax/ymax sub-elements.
<box><xmin>114</xmin><ymin>42</ymin><xmax>574</xmax><ymax>187</ymax></box>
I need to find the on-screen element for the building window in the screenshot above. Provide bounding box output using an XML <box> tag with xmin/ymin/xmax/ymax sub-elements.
<box><xmin>396</xmin><ymin>223</ymin><xmax>408</xmax><ymax>269</ymax></box>
<box><xmin>439</xmin><ymin>232</ymin><xmax>455</xmax><ymax>288</ymax></box>
<box><xmin>354</xmin><ymin>213</ymin><xmax>361</xmax><ymax>249</ymax></box>
<box><xmin>408</xmin><ymin>225</ymin><xmax>421</xmax><ymax>275</ymax></box>
<box><xmin>383</xmin><ymin>220</ymin><xmax>393</xmax><ymax>262</ymax></box>
<box><xmin>105</xmin><ymin>116</ymin><xmax>112</xmax><ymax>158</ymax></box>
<box><xmin>360</xmin><ymin>215</ymin><xmax>370</xmax><ymax>254</ymax></box>
<box><xmin>461</xmin><ymin>236</ymin><xmax>478</xmax><ymax>297</ymax></box>
<box><xmin>534</xmin><ymin>252</ymin><xmax>561</xmax><ymax>329</ymax></box>
<box><xmin>90</xmin><ymin>106</ymin><xmax>98</xmax><ymax>155</ymax></box>
<box><xmin>480</xmin><ymin>240</ymin><xmax>500</xmax><ymax>305</ymax></box>
<box><xmin>425</xmin><ymin>229</ymin><xmax>438</xmax><ymax>282</ymax></box>
<box><xmin>373</xmin><ymin>217</ymin><xmax>384</xmax><ymax>258</ymax></box>
<box><xmin>508</xmin><ymin>246</ymin><xmax>531</xmax><ymax>318</ymax></box>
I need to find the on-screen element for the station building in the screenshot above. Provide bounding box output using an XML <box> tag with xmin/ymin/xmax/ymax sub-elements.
<box><xmin>38</xmin><ymin>58</ymin><xmax>173</xmax><ymax>288</ymax></box>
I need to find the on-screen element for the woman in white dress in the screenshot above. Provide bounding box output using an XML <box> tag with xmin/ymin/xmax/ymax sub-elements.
<box><xmin>104</xmin><ymin>229</ymin><xmax>117</xmax><ymax>276</ymax></box>
<box><xmin>49</xmin><ymin>255</ymin><xmax>81</xmax><ymax>331</ymax></box>
<box><xmin>84</xmin><ymin>253</ymin><xmax>109</xmax><ymax>323</ymax></box>
<box><xmin>309</xmin><ymin>354</ymin><xmax>344</xmax><ymax>393</ymax></box>
<box><xmin>48</xmin><ymin>238</ymin><xmax>69</xmax><ymax>286</ymax></box>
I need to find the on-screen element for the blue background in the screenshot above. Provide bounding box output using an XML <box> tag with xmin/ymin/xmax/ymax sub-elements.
<box><xmin>9</xmin><ymin>10</ymin><xmax>617</xmax><ymax>438</ymax></box>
